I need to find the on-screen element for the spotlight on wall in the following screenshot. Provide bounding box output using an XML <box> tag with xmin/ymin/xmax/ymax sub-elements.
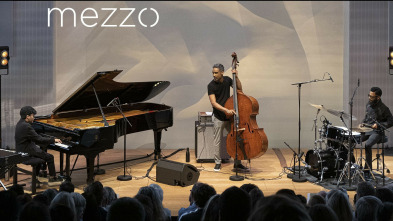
<box><xmin>0</xmin><ymin>46</ymin><xmax>10</xmax><ymax>75</ymax></box>
<box><xmin>0</xmin><ymin>46</ymin><xmax>10</xmax><ymax>73</ymax></box>
<box><xmin>389</xmin><ymin>46</ymin><xmax>393</xmax><ymax>70</ymax></box>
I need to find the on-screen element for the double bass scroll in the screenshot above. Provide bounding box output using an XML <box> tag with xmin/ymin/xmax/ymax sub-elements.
<box><xmin>224</xmin><ymin>52</ymin><xmax>268</xmax><ymax>160</ymax></box>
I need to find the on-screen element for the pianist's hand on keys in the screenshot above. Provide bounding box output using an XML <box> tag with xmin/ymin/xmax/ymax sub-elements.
<box><xmin>55</xmin><ymin>143</ymin><xmax>70</xmax><ymax>150</ymax></box>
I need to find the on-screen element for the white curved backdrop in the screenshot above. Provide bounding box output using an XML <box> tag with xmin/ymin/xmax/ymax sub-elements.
<box><xmin>53</xmin><ymin>1</ymin><xmax>344</xmax><ymax>150</ymax></box>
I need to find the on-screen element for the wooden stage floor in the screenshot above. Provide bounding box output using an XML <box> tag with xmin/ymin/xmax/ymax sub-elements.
<box><xmin>4</xmin><ymin>147</ymin><xmax>393</xmax><ymax>215</ymax></box>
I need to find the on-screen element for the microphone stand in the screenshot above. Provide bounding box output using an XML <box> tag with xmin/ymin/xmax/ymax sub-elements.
<box><xmin>347</xmin><ymin>80</ymin><xmax>359</xmax><ymax>188</ymax></box>
<box><xmin>284</xmin><ymin>142</ymin><xmax>309</xmax><ymax>179</ymax></box>
<box><xmin>111</xmin><ymin>98</ymin><xmax>133</xmax><ymax>181</ymax></box>
<box><xmin>291</xmin><ymin>76</ymin><xmax>332</xmax><ymax>182</ymax></box>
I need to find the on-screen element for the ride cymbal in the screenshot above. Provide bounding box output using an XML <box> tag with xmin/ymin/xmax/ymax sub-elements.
<box><xmin>326</xmin><ymin>108</ymin><xmax>357</xmax><ymax>121</ymax></box>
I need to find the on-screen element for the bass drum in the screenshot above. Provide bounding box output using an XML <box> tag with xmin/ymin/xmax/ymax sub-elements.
<box><xmin>305</xmin><ymin>149</ymin><xmax>346</xmax><ymax>178</ymax></box>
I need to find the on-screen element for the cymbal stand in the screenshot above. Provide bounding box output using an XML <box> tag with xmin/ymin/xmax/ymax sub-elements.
<box><xmin>312</xmin><ymin>109</ymin><xmax>322</xmax><ymax>150</ymax></box>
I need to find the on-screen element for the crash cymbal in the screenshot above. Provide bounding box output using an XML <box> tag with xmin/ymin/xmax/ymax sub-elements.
<box><xmin>309</xmin><ymin>103</ymin><xmax>325</xmax><ymax>110</ymax></box>
<box><xmin>326</xmin><ymin>108</ymin><xmax>357</xmax><ymax>121</ymax></box>
<box><xmin>351</xmin><ymin>127</ymin><xmax>373</xmax><ymax>133</ymax></box>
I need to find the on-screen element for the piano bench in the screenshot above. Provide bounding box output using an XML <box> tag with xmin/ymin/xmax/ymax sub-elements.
<box><xmin>13</xmin><ymin>157</ymin><xmax>45</xmax><ymax>195</ymax></box>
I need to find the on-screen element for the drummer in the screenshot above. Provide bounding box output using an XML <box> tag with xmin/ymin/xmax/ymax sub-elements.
<box><xmin>360</xmin><ymin>87</ymin><xmax>393</xmax><ymax>178</ymax></box>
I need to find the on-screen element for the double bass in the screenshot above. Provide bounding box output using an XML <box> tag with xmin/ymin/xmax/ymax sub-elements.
<box><xmin>224</xmin><ymin>52</ymin><xmax>268</xmax><ymax>160</ymax></box>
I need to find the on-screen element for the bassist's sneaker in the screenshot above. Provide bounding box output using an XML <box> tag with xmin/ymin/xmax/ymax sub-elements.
<box><xmin>214</xmin><ymin>164</ymin><xmax>221</xmax><ymax>172</ymax></box>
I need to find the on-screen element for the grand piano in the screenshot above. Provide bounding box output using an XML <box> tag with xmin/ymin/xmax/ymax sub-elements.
<box><xmin>32</xmin><ymin>70</ymin><xmax>173</xmax><ymax>184</ymax></box>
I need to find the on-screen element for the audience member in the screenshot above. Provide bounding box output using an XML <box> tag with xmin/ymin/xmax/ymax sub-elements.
<box><xmin>137</xmin><ymin>186</ymin><xmax>169</xmax><ymax>221</ymax></box>
<box><xmin>326</xmin><ymin>190</ymin><xmax>353</xmax><ymax>221</ymax></box>
<box><xmin>385</xmin><ymin>183</ymin><xmax>393</xmax><ymax>193</ymax></box>
<box><xmin>50</xmin><ymin>204</ymin><xmax>75</xmax><ymax>221</ymax></box>
<box><xmin>355</xmin><ymin>195</ymin><xmax>382</xmax><ymax>221</ymax></box>
<box><xmin>16</xmin><ymin>193</ymin><xmax>32</xmax><ymax>208</ymax></box>
<box><xmin>19</xmin><ymin>201</ymin><xmax>51</xmax><ymax>221</ymax></box>
<box><xmin>149</xmin><ymin>183</ymin><xmax>171</xmax><ymax>219</ymax></box>
<box><xmin>276</xmin><ymin>188</ymin><xmax>301</xmax><ymax>203</ymax></box>
<box><xmin>59</xmin><ymin>180</ymin><xmax>74</xmax><ymax>193</ymax></box>
<box><xmin>219</xmin><ymin>186</ymin><xmax>251</xmax><ymax>221</ymax></box>
<box><xmin>83</xmin><ymin>181</ymin><xmax>107</xmax><ymax>221</ymax></box>
<box><xmin>201</xmin><ymin>194</ymin><xmax>220</xmax><ymax>221</ymax></box>
<box><xmin>249</xmin><ymin>188</ymin><xmax>264</xmax><ymax>210</ymax></box>
<box><xmin>179</xmin><ymin>182</ymin><xmax>216</xmax><ymax>221</ymax></box>
<box><xmin>375</xmin><ymin>187</ymin><xmax>393</xmax><ymax>203</ymax></box>
<box><xmin>42</xmin><ymin>188</ymin><xmax>58</xmax><ymax>204</ymax></box>
<box><xmin>8</xmin><ymin>184</ymin><xmax>24</xmax><ymax>196</ymax></box>
<box><xmin>307</xmin><ymin>194</ymin><xmax>325</xmax><ymax>207</ymax></box>
<box><xmin>101</xmin><ymin>186</ymin><xmax>118</xmax><ymax>211</ymax></box>
<box><xmin>297</xmin><ymin>194</ymin><xmax>308</xmax><ymax>209</ymax></box>
<box><xmin>50</xmin><ymin>191</ymin><xmax>77</xmax><ymax>221</ymax></box>
<box><xmin>377</xmin><ymin>202</ymin><xmax>393</xmax><ymax>221</ymax></box>
<box><xmin>249</xmin><ymin>195</ymin><xmax>311</xmax><ymax>221</ymax></box>
<box><xmin>354</xmin><ymin>181</ymin><xmax>376</xmax><ymax>204</ymax></box>
<box><xmin>308</xmin><ymin>204</ymin><xmax>338</xmax><ymax>221</ymax></box>
<box><xmin>107</xmin><ymin>197</ymin><xmax>145</xmax><ymax>221</ymax></box>
<box><xmin>84</xmin><ymin>181</ymin><xmax>105</xmax><ymax>206</ymax></box>
<box><xmin>33</xmin><ymin>194</ymin><xmax>50</xmax><ymax>206</ymax></box>
<box><xmin>135</xmin><ymin>193</ymin><xmax>154</xmax><ymax>221</ymax></box>
<box><xmin>0</xmin><ymin>190</ymin><xmax>19</xmax><ymax>221</ymax></box>
<box><xmin>317</xmin><ymin>190</ymin><xmax>327</xmax><ymax>199</ymax></box>
<box><xmin>178</xmin><ymin>183</ymin><xmax>199</xmax><ymax>218</ymax></box>
<box><xmin>82</xmin><ymin>192</ymin><xmax>107</xmax><ymax>221</ymax></box>
<box><xmin>71</xmin><ymin>192</ymin><xmax>86</xmax><ymax>221</ymax></box>
<box><xmin>240</xmin><ymin>183</ymin><xmax>259</xmax><ymax>193</ymax></box>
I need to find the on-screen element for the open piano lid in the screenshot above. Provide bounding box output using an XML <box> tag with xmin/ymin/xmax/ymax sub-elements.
<box><xmin>53</xmin><ymin>70</ymin><xmax>170</xmax><ymax>114</ymax></box>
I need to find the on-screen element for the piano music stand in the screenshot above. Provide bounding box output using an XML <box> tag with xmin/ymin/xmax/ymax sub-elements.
<box><xmin>110</xmin><ymin>98</ymin><xmax>133</xmax><ymax>181</ymax></box>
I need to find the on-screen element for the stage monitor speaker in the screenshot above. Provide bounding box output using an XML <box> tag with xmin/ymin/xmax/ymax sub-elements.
<box><xmin>195</xmin><ymin>121</ymin><xmax>230</xmax><ymax>163</ymax></box>
<box><xmin>156</xmin><ymin>159</ymin><xmax>200</xmax><ymax>187</ymax></box>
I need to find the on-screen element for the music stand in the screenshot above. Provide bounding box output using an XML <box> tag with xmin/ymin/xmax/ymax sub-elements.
<box><xmin>110</xmin><ymin>98</ymin><xmax>133</xmax><ymax>181</ymax></box>
<box><xmin>291</xmin><ymin>75</ymin><xmax>332</xmax><ymax>182</ymax></box>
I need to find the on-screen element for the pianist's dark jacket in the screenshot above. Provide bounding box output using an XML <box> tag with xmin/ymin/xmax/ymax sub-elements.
<box><xmin>15</xmin><ymin>119</ymin><xmax>55</xmax><ymax>153</ymax></box>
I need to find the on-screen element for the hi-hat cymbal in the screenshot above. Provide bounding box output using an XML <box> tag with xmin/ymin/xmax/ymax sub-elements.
<box><xmin>309</xmin><ymin>103</ymin><xmax>325</xmax><ymax>110</ymax></box>
<box><xmin>326</xmin><ymin>108</ymin><xmax>357</xmax><ymax>121</ymax></box>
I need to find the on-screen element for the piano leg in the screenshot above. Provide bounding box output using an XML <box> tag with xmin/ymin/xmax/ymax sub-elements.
<box><xmin>59</xmin><ymin>152</ymin><xmax>64</xmax><ymax>176</ymax></box>
<box><xmin>85</xmin><ymin>154</ymin><xmax>97</xmax><ymax>184</ymax></box>
<box><xmin>154</xmin><ymin>129</ymin><xmax>163</xmax><ymax>160</ymax></box>
<box><xmin>66</xmin><ymin>154</ymin><xmax>70</xmax><ymax>178</ymax></box>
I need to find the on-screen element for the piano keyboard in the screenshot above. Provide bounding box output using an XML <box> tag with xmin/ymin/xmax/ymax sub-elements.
<box><xmin>55</xmin><ymin>143</ymin><xmax>70</xmax><ymax>150</ymax></box>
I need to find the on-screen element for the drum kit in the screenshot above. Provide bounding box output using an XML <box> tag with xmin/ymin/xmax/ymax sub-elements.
<box><xmin>304</xmin><ymin>103</ymin><xmax>373</xmax><ymax>183</ymax></box>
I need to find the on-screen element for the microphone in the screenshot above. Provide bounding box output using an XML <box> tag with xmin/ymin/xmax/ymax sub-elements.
<box><xmin>107</xmin><ymin>97</ymin><xmax>118</xmax><ymax>107</ymax></box>
<box><xmin>327</xmin><ymin>72</ymin><xmax>334</xmax><ymax>82</ymax></box>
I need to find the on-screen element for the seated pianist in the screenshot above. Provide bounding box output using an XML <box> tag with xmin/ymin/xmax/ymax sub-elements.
<box><xmin>15</xmin><ymin>106</ymin><xmax>64</xmax><ymax>185</ymax></box>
